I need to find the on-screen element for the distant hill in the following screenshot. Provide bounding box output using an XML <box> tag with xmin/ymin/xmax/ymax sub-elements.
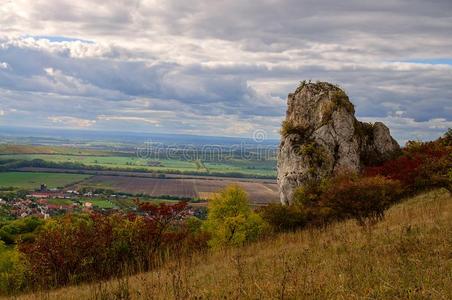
<box><xmin>16</xmin><ymin>188</ymin><xmax>451</xmax><ymax>299</ymax></box>
<box><xmin>0</xmin><ymin>126</ymin><xmax>279</xmax><ymax>147</ymax></box>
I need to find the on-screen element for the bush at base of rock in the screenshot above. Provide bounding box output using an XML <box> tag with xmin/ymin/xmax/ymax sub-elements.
<box><xmin>261</xmin><ymin>175</ymin><xmax>402</xmax><ymax>231</ymax></box>
<box><xmin>258</xmin><ymin>204</ymin><xmax>307</xmax><ymax>232</ymax></box>
<box><xmin>319</xmin><ymin>175</ymin><xmax>402</xmax><ymax>226</ymax></box>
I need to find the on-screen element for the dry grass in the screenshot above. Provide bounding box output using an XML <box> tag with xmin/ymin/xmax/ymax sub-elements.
<box><xmin>12</xmin><ymin>189</ymin><xmax>452</xmax><ymax>300</ymax></box>
<box><xmin>280</xmin><ymin>120</ymin><xmax>309</xmax><ymax>138</ymax></box>
<box><xmin>330</xmin><ymin>90</ymin><xmax>355</xmax><ymax>114</ymax></box>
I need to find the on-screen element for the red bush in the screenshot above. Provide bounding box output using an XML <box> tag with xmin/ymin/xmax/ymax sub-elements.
<box><xmin>19</xmin><ymin>202</ymin><xmax>207</xmax><ymax>288</ymax></box>
<box><xmin>364</xmin><ymin>155</ymin><xmax>423</xmax><ymax>186</ymax></box>
<box><xmin>364</xmin><ymin>135</ymin><xmax>451</xmax><ymax>192</ymax></box>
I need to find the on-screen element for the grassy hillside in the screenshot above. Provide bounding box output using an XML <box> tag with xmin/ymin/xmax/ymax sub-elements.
<box><xmin>15</xmin><ymin>189</ymin><xmax>451</xmax><ymax>300</ymax></box>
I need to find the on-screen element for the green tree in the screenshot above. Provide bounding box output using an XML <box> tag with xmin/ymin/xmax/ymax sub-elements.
<box><xmin>0</xmin><ymin>241</ymin><xmax>26</xmax><ymax>294</ymax></box>
<box><xmin>204</xmin><ymin>185</ymin><xmax>268</xmax><ymax>248</ymax></box>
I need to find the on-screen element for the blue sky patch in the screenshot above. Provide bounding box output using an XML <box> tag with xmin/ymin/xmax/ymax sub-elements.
<box><xmin>407</xmin><ymin>59</ymin><xmax>452</xmax><ymax>65</ymax></box>
<box><xmin>29</xmin><ymin>35</ymin><xmax>94</xmax><ymax>44</ymax></box>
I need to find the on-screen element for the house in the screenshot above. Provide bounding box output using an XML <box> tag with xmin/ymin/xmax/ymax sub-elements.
<box><xmin>36</xmin><ymin>199</ymin><xmax>48</xmax><ymax>205</ymax></box>
<box><xmin>29</xmin><ymin>191</ymin><xmax>65</xmax><ymax>199</ymax></box>
<box><xmin>29</xmin><ymin>192</ymin><xmax>51</xmax><ymax>198</ymax></box>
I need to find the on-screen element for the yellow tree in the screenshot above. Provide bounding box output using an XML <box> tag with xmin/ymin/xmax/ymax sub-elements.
<box><xmin>204</xmin><ymin>185</ymin><xmax>268</xmax><ymax>248</ymax></box>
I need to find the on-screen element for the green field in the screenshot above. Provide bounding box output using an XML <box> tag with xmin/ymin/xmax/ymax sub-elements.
<box><xmin>0</xmin><ymin>172</ymin><xmax>90</xmax><ymax>190</ymax></box>
<box><xmin>81</xmin><ymin>198</ymin><xmax>175</xmax><ymax>209</ymax></box>
<box><xmin>20</xmin><ymin>195</ymin><xmax>174</xmax><ymax>210</ymax></box>
<box><xmin>47</xmin><ymin>198</ymin><xmax>74</xmax><ymax>206</ymax></box>
<box><xmin>1</xmin><ymin>153</ymin><xmax>277</xmax><ymax>177</ymax></box>
<box><xmin>81</xmin><ymin>198</ymin><xmax>116</xmax><ymax>209</ymax></box>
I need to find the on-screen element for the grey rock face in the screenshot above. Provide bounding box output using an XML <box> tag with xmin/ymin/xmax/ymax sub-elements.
<box><xmin>277</xmin><ymin>82</ymin><xmax>400</xmax><ymax>205</ymax></box>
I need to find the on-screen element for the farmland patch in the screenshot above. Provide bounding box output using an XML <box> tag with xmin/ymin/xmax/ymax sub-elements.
<box><xmin>74</xmin><ymin>175</ymin><xmax>279</xmax><ymax>204</ymax></box>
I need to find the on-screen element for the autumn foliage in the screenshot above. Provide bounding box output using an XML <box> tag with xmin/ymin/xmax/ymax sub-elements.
<box><xmin>319</xmin><ymin>175</ymin><xmax>402</xmax><ymax>226</ymax></box>
<box><xmin>18</xmin><ymin>201</ymin><xmax>209</xmax><ymax>289</ymax></box>
<box><xmin>203</xmin><ymin>185</ymin><xmax>268</xmax><ymax>248</ymax></box>
<box><xmin>364</xmin><ymin>131</ymin><xmax>451</xmax><ymax>192</ymax></box>
<box><xmin>261</xmin><ymin>175</ymin><xmax>401</xmax><ymax>230</ymax></box>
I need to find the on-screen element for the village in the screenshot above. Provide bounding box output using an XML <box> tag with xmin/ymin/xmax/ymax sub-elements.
<box><xmin>0</xmin><ymin>184</ymin><xmax>134</xmax><ymax>219</ymax></box>
<box><xmin>0</xmin><ymin>183</ymin><xmax>205</xmax><ymax>221</ymax></box>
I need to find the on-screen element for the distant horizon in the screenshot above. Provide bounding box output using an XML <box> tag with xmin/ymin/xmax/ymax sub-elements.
<box><xmin>1</xmin><ymin>121</ymin><xmax>448</xmax><ymax>147</ymax></box>
<box><xmin>0</xmin><ymin>125</ymin><xmax>280</xmax><ymax>145</ymax></box>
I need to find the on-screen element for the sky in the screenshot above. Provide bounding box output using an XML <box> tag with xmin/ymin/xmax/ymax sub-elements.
<box><xmin>0</xmin><ymin>0</ymin><xmax>451</xmax><ymax>144</ymax></box>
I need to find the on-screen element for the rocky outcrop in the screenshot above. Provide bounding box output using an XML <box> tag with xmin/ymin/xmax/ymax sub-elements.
<box><xmin>277</xmin><ymin>81</ymin><xmax>400</xmax><ymax>205</ymax></box>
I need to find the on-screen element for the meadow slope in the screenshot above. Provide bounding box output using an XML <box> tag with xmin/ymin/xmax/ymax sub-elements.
<box><xmin>14</xmin><ymin>189</ymin><xmax>452</xmax><ymax>300</ymax></box>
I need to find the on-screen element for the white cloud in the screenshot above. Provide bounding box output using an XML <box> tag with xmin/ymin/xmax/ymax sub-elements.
<box><xmin>2</xmin><ymin>36</ymin><xmax>119</xmax><ymax>59</ymax></box>
<box><xmin>48</xmin><ymin>116</ymin><xmax>96</xmax><ymax>128</ymax></box>
<box><xmin>97</xmin><ymin>115</ymin><xmax>160</xmax><ymax>125</ymax></box>
<box><xmin>0</xmin><ymin>62</ymin><xmax>9</xmax><ymax>69</ymax></box>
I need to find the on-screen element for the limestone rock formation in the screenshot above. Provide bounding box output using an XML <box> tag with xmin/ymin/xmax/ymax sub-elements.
<box><xmin>277</xmin><ymin>81</ymin><xmax>400</xmax><ymax>205</ymax></box>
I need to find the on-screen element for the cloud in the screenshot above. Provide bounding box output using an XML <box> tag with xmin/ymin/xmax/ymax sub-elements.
<box><xmin>2</xmin><ymin>36</ymin><xmax>115</xmax><ymax>58</ymax></box>
<box><xmin>97</xmin><ymin>115</ymin><xmax>160</xmax><ymax>126</ymax></box>
<box><xmin>48</xmin><ymin>116</ymin><xmax>96</xmax><ymax>128</ymax></box>
<box><xmin>0</xmin><ymin>1</ymin><xmax>451</xmax><ymax>141</ymax></box>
